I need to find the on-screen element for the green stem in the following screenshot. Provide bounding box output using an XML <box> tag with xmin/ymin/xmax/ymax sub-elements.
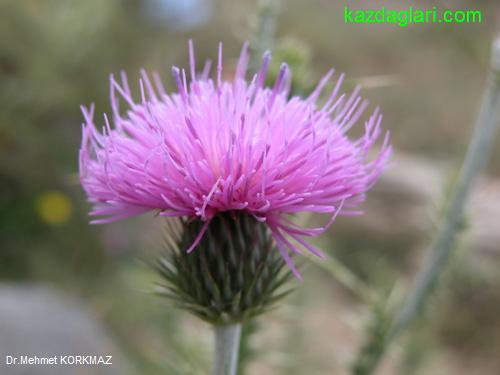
<box><xmin>388</xmin><ymin>36</ymin><xmax>500</xmax><ymax>342</ymax></box>
<box><xmin>354</xmin><ymin>36</ymin><xmax>500</xmax><ymax>375</ymax></box>
<box><xmin>213</xmin><ymin>324</ymin><xmax>242</xmax><ymax>375</ymax></box>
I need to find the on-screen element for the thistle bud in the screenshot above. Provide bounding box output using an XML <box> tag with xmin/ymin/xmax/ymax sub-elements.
<box><xmin>155</xmin><ymin>212</ymin><xmax>292</xmax><ymax>324</ymax></box>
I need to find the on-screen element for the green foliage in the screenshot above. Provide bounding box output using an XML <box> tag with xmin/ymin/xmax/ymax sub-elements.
<box><xmin>0</xmin><ymin>0</ymin><xmax>158</xmax><ymax>280</ymax></box>
<box><xmin>399</xmin><ymin>320</ymin><xmax>433</xmax><ymax>375</ymax></box>
<box><xmin>267</xmin><ymin>38</ymin><xmax>315</xmax><ymax>97</ymax></box>
<box><xmin>351</xmin><ymin>302</ymin><xmax>392</xmax><ymax>375</ymax></box>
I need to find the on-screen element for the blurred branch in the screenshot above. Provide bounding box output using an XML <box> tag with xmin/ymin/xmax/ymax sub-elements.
<box><xmin>389</xmin><ymin>35</ymin><xmax>500</xmax><ymax>343</ymax></box>
<box><xmin>249</xmin><ymin>0</ymin><xmax>280</xmax><ymax>73</ymax></box>
<box><xmin>307</xmin><ymin>253</ymin><xmax>377</xmax><ymax>305</ymax></box>
<box><xmin>352</xmin><ymin>36</ymin><xmax>500</xmax><ymax>374</ymax></box>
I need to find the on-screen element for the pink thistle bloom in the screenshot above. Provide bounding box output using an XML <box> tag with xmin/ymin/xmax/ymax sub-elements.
<box><xmin>79</xmin><ymin>41</ymin><xmax>391</xmax><ymax>277</ymax></box>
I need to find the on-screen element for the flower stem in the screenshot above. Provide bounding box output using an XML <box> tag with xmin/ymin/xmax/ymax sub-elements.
<box><xmin>352</xmin><ymin>36</ymin><xmax>500</xmax><ymax>375</ymax></box>
<box><xmin>213</xmin><ymin>323</ymin><xmax>242</xmax><ymax>375</ymax></box>
<box><xmin>388</xmin><ymin>36</ymin><xmax>500</xmax><ymax>342</ymax></box>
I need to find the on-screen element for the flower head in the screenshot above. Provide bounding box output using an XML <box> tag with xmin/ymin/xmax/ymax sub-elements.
<box><xmin>80</xmin><ymin>41</ymin><xmax>391</xmax><ymax>277</ymax></box>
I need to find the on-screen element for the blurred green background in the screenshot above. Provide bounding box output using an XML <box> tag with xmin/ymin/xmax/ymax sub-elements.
<box><xmin>1</xmin><ymin>0</ymin><xmax>500</xmax><ymax>374</ymax></box>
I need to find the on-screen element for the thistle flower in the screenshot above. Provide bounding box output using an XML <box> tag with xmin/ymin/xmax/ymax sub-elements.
<box><xmin>79</xmin><ymin>41</ymin><xmax>391</xmax><ymax>283</ymax></box>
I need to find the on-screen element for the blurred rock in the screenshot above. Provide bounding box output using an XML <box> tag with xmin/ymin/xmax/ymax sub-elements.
<box><xmin>350</xmin><ymin>152</ymin><xmax>500</xmax><ymax>257</ymax></box>
<box><xmin>0</xmin><ymin>284</ymin><xmax>132</xmax><ymax>375</ymax></box>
